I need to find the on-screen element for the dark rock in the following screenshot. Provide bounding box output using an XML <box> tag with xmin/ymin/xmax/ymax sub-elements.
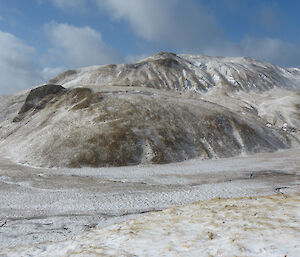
<box><xmin>19</xmin><ymin>84</ymin><xmax>66</xmax><ymax>114</ymax></box>
<box><xmin>13</xmin><ymin>84</ymin><xmax>66</xmax><ymax>122</ymax></box>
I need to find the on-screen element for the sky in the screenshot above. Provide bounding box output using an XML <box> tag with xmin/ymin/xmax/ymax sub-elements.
<box><xmin>0</xmin><ymin>0</ymin><xmax>299</xmax><ymax>95</ymax></box>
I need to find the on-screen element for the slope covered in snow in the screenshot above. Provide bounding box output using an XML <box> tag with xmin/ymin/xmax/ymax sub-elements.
<box><xmin>48</xmin><ymin>52</ymin><xmax>300</xmax><ymax>132</ymax></box>
<box><xmin>0</xmin><ymin>85</ymin><xmax>295</xmax><ymax>168</ymax></box>
<box><xmin>0</xmin><ymin>52</ymin><xmax>299</xmax><ymax>167</ymax></box>
<box><xmin>2</xmin><ymin>193</ymin><xmax>299</xmax><ymax>257</ymax></box>
<box><xmin>49</xmin><ymin>52</ymin><xmax>300</xmax><ymax>92</ymax></box>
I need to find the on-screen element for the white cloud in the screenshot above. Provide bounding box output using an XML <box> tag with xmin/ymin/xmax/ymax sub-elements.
<box><xmin>0</xmin><ymin>23</ymin><xmax>123</xmax><ymax>96</ymax></box>
<box><xmin>202</xmin><ymin>37</ymin><xmax>300</xmax><ymax>67</ymax></box>
<box><xmin>237</xmin><ymin>37</ymin><xmax>300</xmax><ymax>67</ymax></box>
<box><xmin>99</xmin><ymin>0</ymin><xmax>222</xmax><ymax>51</ymax></box>
<box><xmin>100</xmin><ymin>0</ymin><xmax>173</xmax><ymax>41</ymax></box>
<box><xmin>98</xmin><ymin>0</ymin><xmax>300</xmax><ymax>67</ymax></box>
<box><xmin>0</xmin><ymin>31</ymin><xmax>44</xmax><ymax>95</ymax></box>
<box><xmin>45</xmin><ymin>22</ymin><xmax>122</xmax><ymax>67</ymax></box>
<box><xmin>40</xmin><ymin>0</ymin><xmax>300</xmax><ymax>67</ymax></box>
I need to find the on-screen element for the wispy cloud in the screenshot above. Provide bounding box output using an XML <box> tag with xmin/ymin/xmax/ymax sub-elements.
<box><xmin>237</xmin><ymin>37</ymin><xmax>300</xmax><ymax>67</ymax></box>
<box><xmin>42</xmin><ymin>0</ymin><xmax>300</xmax><ymax>67</ymax></box>
<box><xmin>98</xmin><ymin>0</ymin><xmax>222</xmax><ymax>51</ymax></box>
<box><xmin>0</xmin><ymin>30</ymin><xmax>43</xmax><ymax>95</ymax></box>
<box><xmin>0</xmin><ymin>22</ymin><xmax>123</xmax><ymax>95</ymax></box>
<box><xmin>44</xmin><ymin>22</ymin><xmax>123</xmax><ymax>67</ymax></box>
<box><xmin>98</xmin><ymin>0</ymin><xmax>300</xmax><ymax>67</ymax></box>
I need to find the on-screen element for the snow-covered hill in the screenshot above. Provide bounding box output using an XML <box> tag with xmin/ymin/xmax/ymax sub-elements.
<box><xmin>49</xmin><ymin>52</ymin><xmax>300</xmax><ymax>92</ymax></box>
<box><xmin>48</xmin><ymin>52</ymin><xmax>300</xmax><ymax>131</ymax></box>
<box><xmin>0</xmin><ymin>52</ymin><xmax>299</xmax><ymax>167</ymax></box>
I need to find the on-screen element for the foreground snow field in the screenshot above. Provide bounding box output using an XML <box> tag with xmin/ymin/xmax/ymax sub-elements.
<box><xmin>2</xmin><ymin>193</ymin><xmax>299</xmax><ymax>257</ymax></box>
<box><xmin>0</xmin><ymin>148</ymin><xmax>299</xmax><ymax>255</ymax></box>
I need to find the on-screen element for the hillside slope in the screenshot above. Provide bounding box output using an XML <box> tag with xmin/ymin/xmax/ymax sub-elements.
<box><xmin>49</xmin><ymin>52</ymin><xmax>300</xmax><ymax>131</ymax></box>
<box><xmin>0</xmin><ymin>52</ymin><xmax>299</xmax><ymax>167</ymax></box>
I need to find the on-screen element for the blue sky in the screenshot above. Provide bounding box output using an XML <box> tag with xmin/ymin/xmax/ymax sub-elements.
<box><xmin>0</xmin><ymin>0</ymin><xmax>299</xmax><ymax>95</ymax></box>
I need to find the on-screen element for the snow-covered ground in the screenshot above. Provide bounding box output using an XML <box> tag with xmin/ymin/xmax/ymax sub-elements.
<box><xmin>0</xmin><ymin>148</ymin><xmax>299</xmax><ymax>255</ymax></box>
<box><xmin>2</xmin><ymin>193</ymin><xmax>299</xmax><ymax>257</ymax></box>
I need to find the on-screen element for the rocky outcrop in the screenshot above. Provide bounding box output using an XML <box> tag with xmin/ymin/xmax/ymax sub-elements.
<box><xmin>13</xmin><ymin>84</ymin><xmax>66</xmax><ymax>122</ymax></box>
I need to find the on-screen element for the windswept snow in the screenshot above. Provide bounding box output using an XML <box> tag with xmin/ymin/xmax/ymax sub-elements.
<box><xmin>2</xmin><ymin>193</ymin><xmax>299</xmax><ymax>257</ymax></box>
<box><xmin>0</xmin><ymin>148</ymin><xmax>299</xmax><ymax>250</ymax></box>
